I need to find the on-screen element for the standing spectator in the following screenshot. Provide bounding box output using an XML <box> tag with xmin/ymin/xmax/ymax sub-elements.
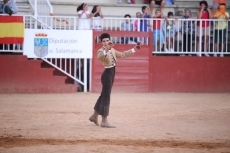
<box><xmin>152</xmin><ymin>9</ymin><xmax>165</xmax><ymax>51</ymax></box>
<box><xmin>140</xmin><ymin>6</ymin><xmax>152</xmax><ymax>44</ymax></box>
<box><xmin>120</xmin><ymin>14</ymin><xmax>134</xmax><ymax>44</ymax></box>
<box><xmin>0</xmin><ymin>0</ymin><xmax>18</xmax><ymax>15</ymax></box>
<box><xmin>163</xmin><ymin>12</ymin><xmax>178</xmax><ymax>52</ymax></box>
<box><xmin>181</xmin><ymin>9</ymin><xmax>195</xmax><ymax>55</ymax></box>
<box><xmin>134</xmin><ymin>12</ymin><xmax>141</xmax><ymax>31</ymax></box>
<box><xmin>140</xmin><ymin>6</ymin><xmax>152</xmax><ymax>32</ymax></box>
<box><xmin>77</xmin><ymin>3</ymin><xmax>91</xmax><ymax>30</ymax></box>
<box><xmin>213</xmin><ymin>3</ymin><xmax>229</xmax><ymax>57</ymax></box>
<box><xmin>196</xmin><ymin>0</ymin><xmax>211</xmax><ymax>57</ymax></box>
<box><xmin>149</xmin><ymin>0</ymin><xmax>166</xmax><ymax>14</ymax></box>
<box><xmin>91</xmin><ymin>5</ymin><xmax>104</xmax><ymax>30</ymax></box>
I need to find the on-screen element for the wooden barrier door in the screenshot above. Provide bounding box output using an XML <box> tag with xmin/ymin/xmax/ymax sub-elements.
<box><xmin>91</xmin><ymin>30</ymin><xmax>153</xmax><ymax>93</ymax></box>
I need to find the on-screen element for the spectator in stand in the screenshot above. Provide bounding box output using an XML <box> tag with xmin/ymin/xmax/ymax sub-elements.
<box><xmin>77</xmin><ymin>3</ymin><xmax>91</xmax><ymax>30</ymax></box>
<box><xmin>212</xmin><ymin>1</ymin><xmax>219</xmax><ymax>17</ymax></box>
<box><xmin>118</xmin><ymin>0</ymin><xmax>135</xmax><ymax>4</ymax></box>
<box><xmin>181</xmin><ymin>9</ymin><xmax>195</xmax><ymax>56</ymax></box>
<box><xmin>140</xmin><ymin>6</ymin><xmax>152</xmax><ymax>32</ymax></box>
<box><xmin>165</xmin><ymin>0</ymin><xmax>174</xmax><ymax>5</ymax></box>
<box><xmin>152</xmin><ymin>9</ymin><xmax>165</xmax><ymax>51</ymax></box>
<box><xmin>120</xmin><ymin>14</ymin><xmax>136</xmax><ymax>44</ymax></box>
<box><xmin>213</xmin><ymin>3</ymin><xmax>229</xmax><ymax>57</ymax></box>
<box><xmin>134</xmin><ymin>12</ymin><xmax>141</xmax><ymax>31</ymax></box>
<box><xmin>162</xmin><ymin>11</ymin><xmax>178</xmax><ymax>52</ymax></box>
<box><xmin>139</xmin><ymin>6</ymin><xmax>152</xmax><ymax>44</ymax></box>
<box><xmin>91</xmin><ymin>5</ymin><xmax>104</xmax><ymax>30</ymax></box>
<box><xmin>213</xmin><ymin>0</ymin><xmax>226</xmax><ymax>6</ymax></box>
<box><xmin>0</xmin><ymin>0</ymin><xmax>18</xmax><ymax>15</ymax></box>
<box><xmin>149</xmin><ymin>0</ymin><xmax>166</xmax><ymax>14</ymax></box>
<box><xmin>0</xmin><ymin>0</ymin><xmax>18</xmax><ymax>53</ymax></box>
<box><xmin>196</xmin><ymin>0</ymin><xmax>211</xmax><ymax>57</ymax></box>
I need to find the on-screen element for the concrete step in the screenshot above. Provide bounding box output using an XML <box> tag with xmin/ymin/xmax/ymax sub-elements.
<box><xmin>50</xmin><ymin>0</ymin><xmax>147</xmax><ymax>5</ymax></box>
<box><xmin>174</xmin><ymin>0</ymin><xmax>212</xmax><ymax>5</ymax></box>
<box><xmin>16</xmin><ymin>0</ymin><xmax>32</xmax><ymax>14</ymax></box>
<box><xmin>51</xmin><ymin>2</ymin><xmax>176</xmax><ymax>18</ymax></box>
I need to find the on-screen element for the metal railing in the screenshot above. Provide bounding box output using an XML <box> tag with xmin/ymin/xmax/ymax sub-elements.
<box><xmin>34</xmin><ymin>16</ymin><xmax>230</xmax><ymax>56</ymax></box>
<box><xmin>1</xmin><ymin>15</ymin><xmax>229</xmax><ymax>55</ymax></box>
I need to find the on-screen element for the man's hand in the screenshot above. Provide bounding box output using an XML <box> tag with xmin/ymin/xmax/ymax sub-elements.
<box><xmin>104</xmin><ymin>41</ymin><xmax>114</xmax><ymax>52</ymax></box>
<box><xmin>134</xmin><ymin>42</ymin><xmax>142</xmax><ymax>51</ymax></box>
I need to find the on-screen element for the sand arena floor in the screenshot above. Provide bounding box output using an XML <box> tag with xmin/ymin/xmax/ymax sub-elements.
<box><xmin>0</xmin><ymin>93</ymin><xmax>230</xmax><ymax>153</ymax></box>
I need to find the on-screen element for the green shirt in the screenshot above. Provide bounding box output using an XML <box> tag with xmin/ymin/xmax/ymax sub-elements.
<box><xmin>215</xmin><ymin>12</ymin><xmax>229</xmax><ymax>30</ymax></box>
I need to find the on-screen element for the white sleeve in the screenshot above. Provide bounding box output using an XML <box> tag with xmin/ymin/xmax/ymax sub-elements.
<box><xmin>103</xmin><ymin>50</ymin><xmax>107</xmax><ymax>56</ymax></box>
<box><xmin>131</xmin><ymin>48</ymin><xmax>135</xmax><ymax>53</ymax></box>
<box><xmin>77</xmin><ymin>10</ymin><xmax>82</xmax><ymax>15</ymax></box>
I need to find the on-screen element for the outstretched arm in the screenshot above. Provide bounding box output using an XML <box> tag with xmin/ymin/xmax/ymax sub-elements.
<box><xmin>114</xmin><ymin>42</ymin><xmax>141</xmax><ymax>58</ymax></box>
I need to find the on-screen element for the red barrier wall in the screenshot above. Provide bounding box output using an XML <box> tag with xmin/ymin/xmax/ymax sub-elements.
<box><xmin>0</xmin><ymin>55</ymin><xmax>78</xmax><ymax>93</ymax></box>
<box><xmin>151</xmin><ymin>56</ymin><xmax>230</xmax><ymax>93</ymax></box>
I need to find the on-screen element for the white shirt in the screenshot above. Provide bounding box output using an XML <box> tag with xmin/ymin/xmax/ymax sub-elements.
<box><xmin>92</xmin><ymin>15</ymin><xmax>102</xmax><ymax>29</ymax></box>
<box><xmin>77</xmin><ymin>10</ymin><xmax>91</xmax><ymax>30</ymax></box>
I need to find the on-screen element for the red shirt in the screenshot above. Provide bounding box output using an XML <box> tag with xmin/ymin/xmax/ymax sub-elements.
<box><xmin>197</xmin><ymin>9</ymin><xmax>210</xmax><ymax>27</ymax></box>
<box><xmin>153</xmin><ymin>16</ymin><xmax>163</xmax><ymax>30</ymax></box>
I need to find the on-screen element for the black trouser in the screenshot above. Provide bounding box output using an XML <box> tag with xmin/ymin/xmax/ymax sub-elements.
<box><xmin>94</xmin><ymin>66</ymin><xmax>115</xmax><ymax>116</ymax></box>
<box><xmin>183</xmin><ymin>33</ymin><xmax>192</xmax><ymax>52</ymax></box>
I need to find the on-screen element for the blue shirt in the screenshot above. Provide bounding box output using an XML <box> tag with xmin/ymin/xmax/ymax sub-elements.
<box><xmin>121</xmin><ymin>22</ymin><xmax>133</xmax><ymax>31</ymax></box>
<box><xmin>140</xmin><ymin>14</ymin><xmax>150</xmax><ymax>32</ymax></box>
<box><xmin>166</xmin><ymin>0</ymin><xmax>174</xmax><ymax>5</ymax></box>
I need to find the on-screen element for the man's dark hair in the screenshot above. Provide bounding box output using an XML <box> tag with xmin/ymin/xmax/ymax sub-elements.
<box><xmin>199</xmin><ymin>0</ymin><xmax>208</xmax><ymax>7</ymax></box>
<box><xmin>168</xmin><ymin>12</ymin><xmax>173</xmax><ymax>17</ymax></box>
<box><xmin>124</xmin><ymin>14</ymin><xmax>131</xmax><ymax>18</ymax></box>
<box><xmin>142</xmin><ymin>6</ymin><xmax>147</xmax><ymax>13</ymax></box>
<box><xmin>100</xmin><ymin>33</ymin><xmax>110</xmax><ymax>42</ymax></box>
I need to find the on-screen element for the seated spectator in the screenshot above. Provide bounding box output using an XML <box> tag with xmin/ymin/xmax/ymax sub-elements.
<box><xmin>120</xmin><ymin>14</ymin><xmax>136</xmax><ymax>44</ymax></box>
<box><xmin>0</xmin><ymin>0</ymin><xmax>18</xmax><ymax>15</ymax></box>
<box><xmin>152</xmin><ymin>9</ymin><xmax>165</xmax><ymax>51</ymax></box>
<box><xmin>91</xmin><ymin>5</ymin><xmax>103</xmax><ymax>29</ymax></box>
<box><xmin>0</xmin><ymin>0</ymin><xmax>17</xmax><ymax>54</ymax></box>
<box><xmin>118</xmin><ymin>0</ymin><xmax>135</xmax><ymax>4</ymax></box>
<box><xmin>181</xmin><ymin>9</ymin><xmax>195</xmax><ymax>56</ymax></box>
<box><xmin>163</xmin><ymin>12</ymin><xmax>178</xmax><ymax>52</ymax></box>
<box><xmin>77</xmin><ymin>3</ymin><xmax>91</xmax><ymax>30</ymax></box>
<box><xmin>212</xmin><ymin>1</ymin><xmax>219</xmax><ymax>17</ymax></box>
<box><xmin>213</xmin><ymin>3</ymin><xmax>229</xmax><ymax>57</ymax></box>
<box><xmin>196</xmin><ymin>0</ymin><xmax>211</xmax><ymax>57</ymax></box>
<box><xmin>149</xmin><ymin>0</ymin><xmax>166</xmax><ymax>13</ymax></box>
<box><xmin>134</xmin><ymin>12</ymin><xmax>141</xmax><ymax>31</ymax></box>
<box><xmin>213</xmin><ymin>0</ymin><xmax>226</xmax><ymax>6</ymax></box>
<box><xmin>166</xmin><ymin>0</ymin><xmax>174</xmax><ymax>5</ymax></box>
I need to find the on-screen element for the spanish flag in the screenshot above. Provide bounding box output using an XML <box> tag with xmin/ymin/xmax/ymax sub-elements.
<box><xmin>0</xmin><ymin>16</ymin><xmax>24</xmax><ymax>44</ymax></box>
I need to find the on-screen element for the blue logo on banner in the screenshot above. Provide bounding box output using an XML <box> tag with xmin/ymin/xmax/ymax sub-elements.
<box><xmin>34</xmin><ymin>38</ymin><xmax>48</xmax><ymax>57</ymax></box>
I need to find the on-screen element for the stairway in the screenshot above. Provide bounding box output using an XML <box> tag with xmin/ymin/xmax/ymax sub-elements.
<box><xmin>0</xmin><ymin>55</ymin><xmax>79</xmax><ymax>93</ymax></box>
<box><xmin>16</xmin><ymin>0</ymin><xmax>32</xmax><ymax>15</ymax></box>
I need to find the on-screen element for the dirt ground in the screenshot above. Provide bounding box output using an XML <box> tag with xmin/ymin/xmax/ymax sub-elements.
<box><xmin>0</xmin><ymin>93</ymin><xmax>230</xmax><ymax>153</ymax></box>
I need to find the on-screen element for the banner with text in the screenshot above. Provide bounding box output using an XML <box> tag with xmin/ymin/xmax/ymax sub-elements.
<box><xmin>24</xmin><ymin>29</ymin><xmax>92</xmax><ymax>58</ymax></box>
